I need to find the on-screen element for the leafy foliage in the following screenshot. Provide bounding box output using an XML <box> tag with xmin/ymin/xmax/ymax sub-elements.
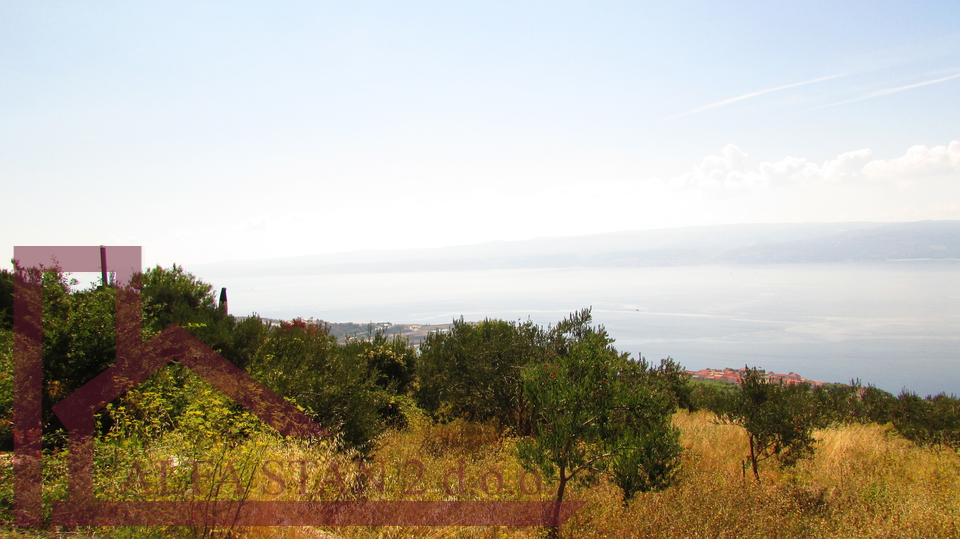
<box><xmin>342</xmin><ymin>331</ymin><xmax>416</xmax><ymax>395</ymax></box>
<box><xmin>892</xmin><ymin>391</ymin><xmax>960</xmax><ymax>449</ymax></box>
<box><xmin>722</xmin><ymin>367</ymin><xmax>823</xmax><ymax>482</ymax></box>
<box><xmin>811</xmin><ymin>383</ymin><xmax>862</xmax><ymax>425</ymax></box>
<box><xmin>626</xmin><ymin>356</ymin><xmax>692</xmax><ymax>411</ymax></box>
<box><xmin>247</xmin><ymin>318</ymin><xmax>390</xmax><ymax>450</ymax></box>
<box><xmin>0</xmin><ymin>329</ymin><xmax>12</xmax><ymax>450</ymax></box>
<box><xmin>860</xmin><ymin>385</ymin><xmax>897</xmax><ymax>424</ymax></box>
<box><xmin>811</xmin><ymin>381</ymin><xmax>896</xmax><ymax>426</ymax></box>
<box><xmin>340</xmin><ymin>331</ymin><xmax>417</xmax><ymax>429</ymax></box>
<box><xmin>0</xmin><ymin>269</ymin><xmax>12</xmax><ymax>331</ymax></box>
<box><xmin>687</xmin><ymin>379</ymin><xmax>737</xmax><ymax>413</ymax></box>
<box><xmin>140</xmin><ymin>264</ymin><xmax>240</xmax><ymax>365</ymax></box>
<box><xmin>416</xmin><ymin>317</ymin><xmax>544</xmax><ymax>432</ymax></box>
<box><xmin>518</xmin><ymin>309</ymin><xmax>681</xmax><ymax>536</ymax></box>
<box><xmin>612</xmin><ymin>357</ymin><xmax>686</xmax><ymax>499</ymax></box>
<box><xmin>31</xmin><ymin>268</ymin><xmax>117</xmax><ymax>444</ymax></box>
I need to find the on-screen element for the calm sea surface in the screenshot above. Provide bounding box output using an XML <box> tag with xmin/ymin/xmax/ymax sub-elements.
<box><xmin>216</xmin><ymin>262</ymin><xmax>959</xmax><ymax>396</ymax></box>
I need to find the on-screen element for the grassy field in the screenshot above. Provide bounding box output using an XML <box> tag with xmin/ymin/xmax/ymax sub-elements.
<box><xmin>2</xmin><ymin>409</ymin><xmax>959</xmax><ymax>539</ymax></box>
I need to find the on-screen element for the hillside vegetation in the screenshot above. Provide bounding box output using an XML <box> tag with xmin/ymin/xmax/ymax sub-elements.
<box><xmin>0</xmin><ymin>265</ymin><xmax>958</xmax><ymax>538</ymax></box>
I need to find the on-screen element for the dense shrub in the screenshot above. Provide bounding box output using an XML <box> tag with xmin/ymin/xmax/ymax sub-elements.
<box><xmin>0</xmin><ymin>329</ymin><xmax>11</xmax><ymax>450</ymax></box>
<box><xmin>811</xmin><ymin>381</ymin><xmax>897</xmax><ymax>426</ymax></box>
<box><xmin>812</xmin><ymin>383</ymin><xmax>862</xmax><ymax>425</ymax></box>
<box><xmin>140</xmin><ymin>264</ymin><xmax>241</xmax><ymax>365</ymax></box>
<box><xmin>0</xmin><ymin>269</ymin><xmax>12</xmax><ymax>331</ymax></box>
<box><xmin>627</xmin><ymin>356</ymin><xmax>692</xmax><ymax>411</ymax></box>
<box><xmin>722</xmin><ymin>367</ymin><xmax>823</xmax><ymax>482</ymax></box>
<box><xmin>859</xmin><ymin>385</ymin><xmax>897</xmax><ymax>424</ymax></box>
<box><xmin>892</xmin><ymin>391</ymin><xmax>960</xmax><ymax>449</ymax></box>
<box><xmin>341</xmin><ymin>331</ymin><xmax>416</xmax><ymax>395</ymax></box>
<box><xmin>416</xmin><ymin>317</ymin><xmax>545</xmax><ymax>432</ymax></box>
<box><xmin>247</xmin><ymin>318</ymin><xmax>391</xmax><ymax>450</ymax></box>
<box><xmin>519</xmin><ymin>308</ymin><xmax>681</xmax><ymax>534</ymax></box>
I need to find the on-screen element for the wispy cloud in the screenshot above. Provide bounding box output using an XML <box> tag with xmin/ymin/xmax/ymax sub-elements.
<box><xmin>662</xmin><ymin>74</ymin><xmax>844</xmax><ymax>121</ymax></box>
<box><xmin>808</xmin><ymin>72</ymin><xmax>960</xmax><ymax>111</ymax></box>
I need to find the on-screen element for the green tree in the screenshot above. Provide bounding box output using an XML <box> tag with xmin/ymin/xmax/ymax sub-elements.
<box><xmin>248</xmin><ymin>318</ymin><xmax>387</xmax><ymax>450</ymax></box>
<box><xmin>340</xmin><ymin>331</ymin><xmax>417</xmax><ymax>428</ymax></box>
<box><xmin>92</xmin><ymin>265</ymin><xmax>242</xmax><ymax>443</ymax></box>
<box><xmin>416</xmin><ymin>317</ymin><xmax>544</xmax><ymax>432</ymax></box>
<box><xmin>687</xmin><ymin>380</ymin><xmax>736</xmax><ymax>414</ymax></box>
<box><xmin>341</xmin><ymin>331</ymin><xmax>416</xmax><ymax>395</ymax></box>
<box><xmin>0</xmin><ymin>266</ymin><xmax>120</xmax><ymax>446</ymax></box>
<box><xmin>0</xmin><ymin>268</ymin><xmax>13</xmax><ymax>331</ymax></box>
<box><xmin>33</xmin><ymin>268</ymin><xmax>117</xmax><ymax>445</ymax></box>
<box><xmin>140</xmin><ymin>264</ymin><xmax>239</xmax><ymax>364</ymax></box>
<box><xmin>230</xmin><ymin>314</ymin><xmax>270</xmax><ymax>371</ymax></box>
<box><xmin>723</xmin><ymin>367</ymin><xmax>822</xmax><ymax>482</ymax></box>
<box><xmin>859</xmin><ymin>385</ymin><xmax>896</xmax><ymax>424</ymax></box>
<box><xmin>812</xmin><ymin>380</ymin><xmax>897</xmax><ymax>426</ymax></box>
<box><xmin>612</xmin><ymin>357</ymin><xmax>685</xmax><ymax>500</ymax></box>
<box><xmin>812</xmin><ymin>382</ymin><xmax>862</xmax><ymax>425</ymax></box>
<box><xmin>518</xmin><ymin>309</ymin><xmax>680</xmax><ymax>537</ymax></box>
<box><xmin>892</xmin><ymin>391</ymin><xmax>960</xmax><ymax>449</ymax></box>
<box><xmin>627</xmin><ymin>356</ymin><xmax>692</xmax><ymax>411</ymax></box>
<box><xmin>0</xmin><ymin>328</ymin><xmax>13</xmax><ymax>449</ymax></box>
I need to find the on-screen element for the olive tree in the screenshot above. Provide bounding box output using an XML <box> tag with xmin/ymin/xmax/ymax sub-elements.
<box><xmin>518</xmin><ymin>309</ymin><xmax>680</xmax><ymax>537</ymax></box>
<box><xmin>415</xmin><ymin>317</ymin><xmax>544</xmax><ymax>433</ymax></box>
<box><xmin>723</xmin><ymin>366</ymin><xmax>822</xmax><ymax>482</ymax></box>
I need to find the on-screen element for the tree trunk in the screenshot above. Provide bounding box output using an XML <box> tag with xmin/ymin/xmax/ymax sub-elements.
<box><xmin>749</xmin><ymin>434</ymin><xmax>761</xmax><ymax>483</ymax></box>
<box><xmin>546</xmin><ymin>468</ymin><xmax>568</xmax><ymax>539</ymax></box>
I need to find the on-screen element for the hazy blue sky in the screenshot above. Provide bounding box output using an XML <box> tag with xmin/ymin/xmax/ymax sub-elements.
<box><xmin>3</xmin><ymin>1</ymin><xmax>959</xmax><ymax>266</ymax></box>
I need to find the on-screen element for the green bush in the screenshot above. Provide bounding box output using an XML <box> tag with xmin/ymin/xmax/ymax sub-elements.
<box><xmin>892</xmin><ymin>391</ymin><xmax>960</xmax><ymax>449</ymax></box>
<box><xmin>0</xmin><ymin>329</ymin><xmax>12</xmax><ymax>450</ymax></box>
<box><xmin>687</xmin><ymin>379</ymin><xmax>736</xmax><ymax>414</ymax></box>
<box><xmin>722</xmin><ymin>367</ymin><xmax>823</xmax><ymax>482</ymax></box>
<box><xmin>518</xmin><ymin>309</ymin><xmax>681</xmax><ymax>538</ymax></box>
<box><xmin>811</xmin><ymin>381</ymin><xmax>897</xmax><ymax>427</ymax></box>
<box><xmin>416</xmin><ymin>317</ymin><xmax>545</xmax><ymax>432</ymax></box>
<box><xmin>0</xmin><ymin>269</ymin><xmax>12</xmax><ymax>331</ymax></box>
<box><xmin>247</xmin><ymin>318</ymin><xmax>388</xmax><ymax>451</ymax></box>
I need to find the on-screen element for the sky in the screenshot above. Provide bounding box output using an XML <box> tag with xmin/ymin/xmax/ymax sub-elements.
<box><xmin>2</xmin><ymin>1</ymin><xmax>960</xmax><ymax>267</ymax></box>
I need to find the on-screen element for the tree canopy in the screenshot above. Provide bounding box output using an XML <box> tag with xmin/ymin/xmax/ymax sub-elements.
<box><xmin>416</xmin><ymin>317</ymin><xmax>544</xmax><ymax>432</ymax></box>
<box><xmin>518</xmin><ymin>309</ymin><xmax>681</xmax><ymax>536</ymax></box>
<box><xmin>722</xmin><ymin>367</ymin><xmax>822</xmax><ymax>482</ymax></box>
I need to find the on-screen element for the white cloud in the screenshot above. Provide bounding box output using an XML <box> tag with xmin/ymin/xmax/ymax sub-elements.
<box><xmin>670</xmin><ymin>144</ymin><xmax>764</xmax><ymax>195</ymax></box>
<box><xmin>820</xmin><ymin>149</ymin><xmax>875</xmax><ymax>181</ymax></box>
<box><xmin>862</xmin><ymin>141</ymin><xmax>960</xmax><ymax>179</ymax></box>
<box><xmin>672</xmin><ymin>141</ymin><xmax>960</xmax><ymax>194</ymax></box>
<box><xmin>759</xmin><ymin>155</ymin><xmax>821</xmax><ymax>184</ymax></box>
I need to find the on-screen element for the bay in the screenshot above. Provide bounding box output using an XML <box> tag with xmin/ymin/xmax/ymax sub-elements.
<box><xmin>212</xmin><ymin>261</ymin><xmax>960</xmax><ymax>396</ymax></box>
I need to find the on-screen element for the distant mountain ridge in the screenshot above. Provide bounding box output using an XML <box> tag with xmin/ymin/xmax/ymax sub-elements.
<box><xmin>196</xmin><ymin>221</ymin><xmax>960</xmax><ymax>277</ymax></box>
<box><xmin>716</xmin><ymin>221</ymin><xmax>960</xmax><ymax>263</ymax></box>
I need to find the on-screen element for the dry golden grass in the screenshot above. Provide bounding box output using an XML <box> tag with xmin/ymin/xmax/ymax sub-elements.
<box><xmin>558</xmin><ymin>411</ymin><xmax>960</xmax><ymax>539</ymax></box>
<box><xmin>5</xmin><ymin>410</ymin><xmax>959</xmax><ymax>539</ymax></box>
<box><xmin>241</xmin><ymin>411</ymin><xmax>960</xmax><ymax>539</ymax></box>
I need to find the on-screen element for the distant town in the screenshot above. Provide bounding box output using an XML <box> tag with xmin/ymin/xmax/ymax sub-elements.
<box><xmin>252</xmin><ymin>318</ymin><xmax>454</xmax><ymax>347</ymax></box>
<box><xmin>686</xmin><ymin>367</ymin><xmax>825</xmax><ymax>387</ymax></box>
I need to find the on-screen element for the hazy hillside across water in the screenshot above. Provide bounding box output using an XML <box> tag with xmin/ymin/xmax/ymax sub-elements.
<box><xmin>194</xmin><ymin>222</ymin><xmax>960</xmax><ymax>396</ymax></box>
<box><xmin>198</xmin><ymin>221</ymin><xmax>960</xmax><ymax>276</ymax></box>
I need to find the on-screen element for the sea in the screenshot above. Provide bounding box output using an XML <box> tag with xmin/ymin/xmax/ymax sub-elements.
<box><xmin>213</xmin><ymin>261</ymin><xmax>959</xmax><ymax>397</ymax></box>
